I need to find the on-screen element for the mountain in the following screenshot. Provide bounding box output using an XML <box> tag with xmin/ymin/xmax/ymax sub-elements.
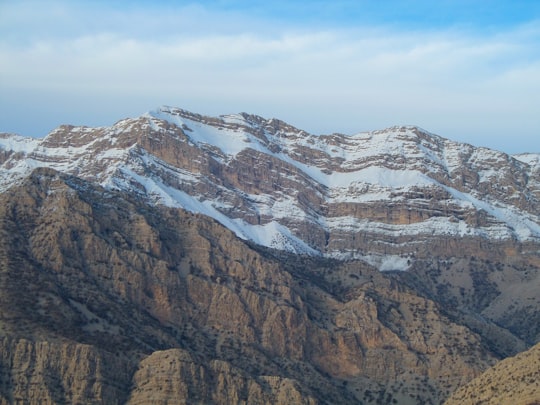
<box><xmin>0</xmin><ymin>169</ymin><xmax>498</xmax><ymax>404</ymax></box>
<box><xmin>444</xmin><ymin>341</ymin><xmax>540</xmax><ymax>405</ymax></box>
<box><xmin>2</xmin><ymin>106</ymin><xmax>540</xmax><ymax>258</ymax></box>
<box><xmin>0</xmin><ymin>106</ymin><xmax>539</xmax><ymax>404</ymax></box>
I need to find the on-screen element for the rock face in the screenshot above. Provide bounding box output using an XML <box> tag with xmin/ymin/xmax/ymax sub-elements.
<box><xmin>444</xmin><ymin>342</ymin><xmax>540</xmax><ymax>405</ymax></box>
<box><xmin>0</xmin><ymin>107</ymin><xmax>539</xmax><ymax>403</ymax></box>
<box><xmin>0</xmin><ymin>169</ymin><xmax>497</xmax><ymax>404</ymax></box>
<box><xmin>2</xmin><ymin>107</ymin><xmax>540</xmax><ymax>257</ymax></box>
<box><xmin>127</xmin><ymin>349</ymin><xmax>318</xmax><ymax>405</ymax></box>
<box><xmin>0</xmin><ymin>338</ymin><xmax>130</xmax><ymax>405</ymax></box>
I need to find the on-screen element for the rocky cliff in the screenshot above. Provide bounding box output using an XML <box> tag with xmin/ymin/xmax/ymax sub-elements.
<box><xmin>0</xmin><ymin>107</ymin><xmax>539</xmax><ymax>403</ymax></box>
<box><xmin>0</xmin><ymin>168</ymin><xmax>500</xmax><ymax>404</ymax></box>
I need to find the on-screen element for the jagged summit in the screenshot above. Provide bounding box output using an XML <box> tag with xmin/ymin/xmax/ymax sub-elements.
<box><xmin>1</xmin><ymin>106</ymin><xmax>540</xmax><ymax>260</ymax></box>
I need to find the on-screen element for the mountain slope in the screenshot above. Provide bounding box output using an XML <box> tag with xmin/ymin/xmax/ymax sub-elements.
<box><xmin>2</xmin><ymin>106</ymin><xmax>540</xmax><ymax>259</ymax></box>
<box><xmin>444</xmin><ymin>342</ymin><xmax>540</xmax><ymax>405</ymax></box>
<box><xmin>1</xmin><ymin>107</ymin><xmax>539</xmax><ymax>347</ymax></box>
<box><xmin>0</xmin><ymin>168</ymin><xmax>499</xmax><ymax>404</ymax></box>
<box><xmin>1</xmin><ymin>106</ymin><xmax>540</xmax><ymax>403</ymax></box>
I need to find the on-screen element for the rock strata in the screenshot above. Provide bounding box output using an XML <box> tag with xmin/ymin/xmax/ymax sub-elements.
<box><xmin>0</xmin><ymin>107</ymin><xmax>539</xmax><ymax>403</ymax></box>
<box><xmin>0</xmin><ymin>169</ymin><xmax>505</xmax><ymax>404</ymax></box>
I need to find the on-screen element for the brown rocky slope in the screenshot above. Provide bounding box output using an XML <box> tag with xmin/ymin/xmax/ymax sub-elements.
<box><xmin>0</xmin><ymin>168</ymin><xmax>503</xmax><ymax>404</ymax></box>
<box><xmin>1</xmin><ymin>108</ymin><xmax>539</xmax><ymax>355</ymax></box>
<box><xmin>444</xmin><ymin>341</ymin><xmax>540</xmax><ymax>405</ymax></box>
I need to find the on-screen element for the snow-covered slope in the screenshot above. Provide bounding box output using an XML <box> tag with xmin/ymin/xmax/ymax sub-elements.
<box><xmin>1</xmin><ymin>106</ymin><xmax>540</xmax><ymax>263</ymax></box>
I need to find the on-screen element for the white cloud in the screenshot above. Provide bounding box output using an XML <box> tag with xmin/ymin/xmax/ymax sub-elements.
<box><xmin>0</xmin><ymin>1</ymin><xmax>539</xmax><ymax>153</ymax></box>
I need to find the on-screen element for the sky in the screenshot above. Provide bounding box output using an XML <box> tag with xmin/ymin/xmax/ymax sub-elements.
<box><xmin>1</xmin><ymin>0</ymin><xmax>539</xmax><ymax>154</ymax></box>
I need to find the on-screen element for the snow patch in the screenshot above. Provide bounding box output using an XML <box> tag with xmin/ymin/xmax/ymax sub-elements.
<box><xmin>514</xmin><ymin>153</ymin><xmax>540</xmax><ymax>168</ymax></box>
<box><xmin>362</xmin><ymin>254</ymin><xmax>411</xmax><ymax>271</ymax></box>
<box><xmin>0</xmin><ymin>134</ymin><xmax>40</xmax><ymax>154</ymax></box>
<box><xmin>113</xmin><ymin>166</ymin><xmax>319</xmax><ymax>255</ymax></box>
<box><xmin>147</xmin><ymin>108</ymin><xmax>253</xmax><ymax>157</ymax></box>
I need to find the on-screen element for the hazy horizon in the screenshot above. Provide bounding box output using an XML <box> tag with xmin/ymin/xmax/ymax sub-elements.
<box><xmin>1</xmin><ymin>0</ymin><xmax>539</xmax><ymax>154</ymax></box>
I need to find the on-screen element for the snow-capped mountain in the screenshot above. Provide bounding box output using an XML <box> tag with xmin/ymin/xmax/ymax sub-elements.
<box><xmin>1</xmin><ymin>106</ymin><xmax>540</xmax><ymax>264</ymax></box>
<box><xmin>3</xmin><ymin>106</ymin><xmax>540</xmax><ymax>405</ymax></box>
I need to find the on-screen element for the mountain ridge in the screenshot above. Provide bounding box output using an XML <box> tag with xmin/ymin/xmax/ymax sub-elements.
<box><xmin>1</xmin><ymin>106</ymin><xmax>539</xmax><ymax>403</ymax></box>
<box><xmin>2</xmin><ymin>105</ymin><xmax>540</xmax><ymax>260</ymax></box>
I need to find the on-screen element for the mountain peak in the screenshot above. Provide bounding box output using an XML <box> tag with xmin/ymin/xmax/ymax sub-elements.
<box><xmin>1</xmin><ymin>106</ymin><xmax>540</xmax><ymax>258</ymax></box>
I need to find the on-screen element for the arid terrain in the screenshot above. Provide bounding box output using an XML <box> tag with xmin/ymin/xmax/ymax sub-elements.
<box><xmin>0</xmin><ymin>107</ymin><xmax>538</xmax><ymax>404</ymax></box>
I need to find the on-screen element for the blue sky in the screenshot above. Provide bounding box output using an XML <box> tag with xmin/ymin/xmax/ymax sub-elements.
<box><xmin>1</xmin><ymin>0</ymin><xmax>539</xmax><ymax>154</ymax></box>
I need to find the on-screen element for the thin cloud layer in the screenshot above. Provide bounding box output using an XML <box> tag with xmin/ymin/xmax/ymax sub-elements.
<box><xmin>1</xmin><ymin>1</ymin><xmax>539</xmax><ymax>153</ymax></box>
